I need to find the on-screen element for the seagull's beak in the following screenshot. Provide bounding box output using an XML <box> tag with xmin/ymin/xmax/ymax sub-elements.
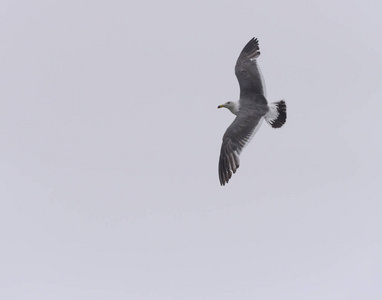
<box><xmin>217</xmin><ymin>104</ymin><xmax>225</xmax><ymax>109</ymax></box>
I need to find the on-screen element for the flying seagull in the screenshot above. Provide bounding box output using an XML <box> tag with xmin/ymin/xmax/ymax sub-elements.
<box><xmin>217</xmin><ymin>37</ymin><xmax>287</xmax><ymax>186</ymax></box>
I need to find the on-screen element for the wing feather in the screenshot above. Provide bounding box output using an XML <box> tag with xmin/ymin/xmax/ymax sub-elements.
<box><xmin>218</xmin><ymin>102</ymin><xmax>265</xmax><ymax>185</ymax></box>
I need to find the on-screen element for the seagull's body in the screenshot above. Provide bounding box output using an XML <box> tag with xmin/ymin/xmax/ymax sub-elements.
<box><xmin>218</xmin><ymin>37</ymin><xmax>287</xmax><ymax>185</ymax></box>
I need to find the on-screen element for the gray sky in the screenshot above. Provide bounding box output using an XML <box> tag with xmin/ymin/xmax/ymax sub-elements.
<box><xmin>1</xmin><ymin>0</ymin><xmax>381</xmax><ymax>299</ymax></box>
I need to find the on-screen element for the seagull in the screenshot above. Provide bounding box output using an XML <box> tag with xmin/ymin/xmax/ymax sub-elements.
<box><xmin>217</xmin><ymin>37</ymin><xmax>287</xmax><ymax>186</ymax></box>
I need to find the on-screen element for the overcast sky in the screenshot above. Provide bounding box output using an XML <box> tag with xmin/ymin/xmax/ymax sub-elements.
<box><xmin>1</xmin><ymin>0</ymin><xmax>381</xmax><ymax>299</ymax></box>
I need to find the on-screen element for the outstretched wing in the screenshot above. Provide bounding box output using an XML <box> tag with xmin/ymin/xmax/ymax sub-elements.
<box><xmin>235</xmin><ymin>38</ymin><xmax>266</xmax><ymax>97</ymax></box>
<box><xmin>218</xmin><ymin>105</ymin><xmax>265</xmax><ymax>186</ymax></box>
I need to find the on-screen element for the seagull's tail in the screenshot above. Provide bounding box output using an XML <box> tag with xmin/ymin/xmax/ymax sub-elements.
<box><xmin>265</xmin><ymin>100</ymin><xmax>287</xmax><ymax>128</ymax></box>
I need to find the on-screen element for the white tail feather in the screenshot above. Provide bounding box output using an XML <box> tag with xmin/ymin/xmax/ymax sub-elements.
<box><xmin>265</xmin><ymin>100</ymin><xmax>287</xmax><ymax>128</ymax></box>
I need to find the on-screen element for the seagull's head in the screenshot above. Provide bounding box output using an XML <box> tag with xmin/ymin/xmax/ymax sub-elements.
<box><xmin>217</xmin><ymin>101</ymin><xmax>239</xmax><ymax>115</ymax></box>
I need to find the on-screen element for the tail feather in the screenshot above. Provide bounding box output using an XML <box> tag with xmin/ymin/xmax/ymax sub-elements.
<box><xmin>265</xmin><ymin>100</ymin><xmax>287</xmax><ymax>128</ymax></box>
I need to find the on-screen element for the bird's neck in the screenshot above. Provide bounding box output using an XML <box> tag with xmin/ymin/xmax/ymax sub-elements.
<box><xmin>229</xmin><ymin>101</ymin><xmax>240</xmax><ymax>115</ymax></box>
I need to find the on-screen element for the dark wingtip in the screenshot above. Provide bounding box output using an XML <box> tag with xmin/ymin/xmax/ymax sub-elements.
<box><xmin>219</xmin><ymin>155</ymin><xmax>240</xmax><ymax>186</ymax></box>
<box><xmin>237</xmin><ymin>37</ymin><xmax>261</xmax><ymax>62</ymax></box>
<box><xmin>241</xmin><ymin>37</ymin><xmax>260</xmax><ymax>53</ymax></box>
<box><xmin>218</xmin><ymin>156</ymin><xmax>230</xmax><ymax>186</ymax></box>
